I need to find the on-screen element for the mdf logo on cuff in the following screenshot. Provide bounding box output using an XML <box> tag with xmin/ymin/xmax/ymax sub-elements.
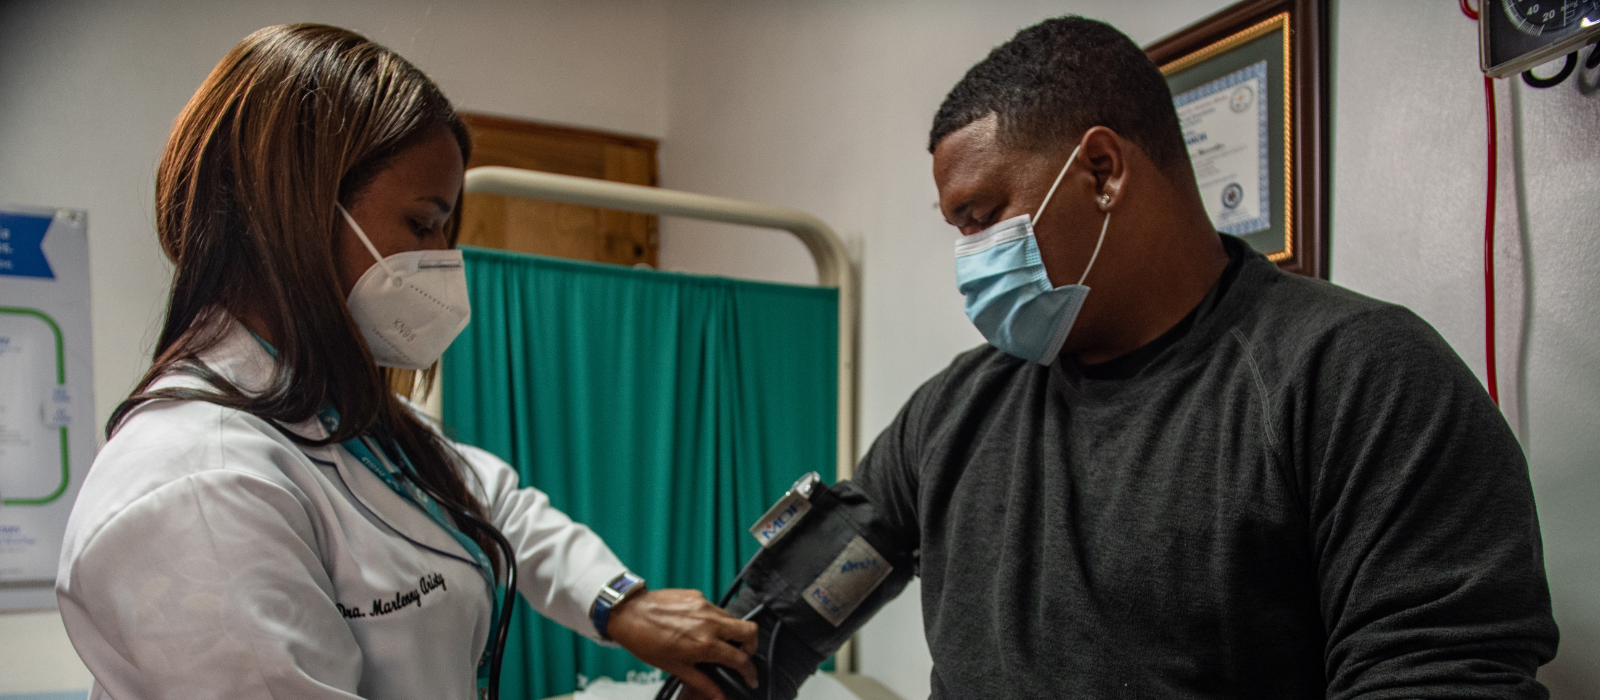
<box><xmin>804</xmin><ymin>536</ymin><xmax>893</xmax><ymax>627</ymax></box>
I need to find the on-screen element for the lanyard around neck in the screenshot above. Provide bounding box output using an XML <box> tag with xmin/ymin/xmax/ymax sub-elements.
<box><xmin>324</xmin><ymin>412</ymin><xmax>503</xmax><ymax>687</ymax></box>
<box><xmin>249</xmin><ymin>332</ymin><xmax>502</xmax><ymax>687</ymax></box>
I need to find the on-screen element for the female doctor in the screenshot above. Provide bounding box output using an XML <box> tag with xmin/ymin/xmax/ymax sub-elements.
<box><xmin>56</xmin><ymin>23</ymin><xmax>755</xmax><ymax>700</ymax></box>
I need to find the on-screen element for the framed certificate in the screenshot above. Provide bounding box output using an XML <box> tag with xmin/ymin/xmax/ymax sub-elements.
<box><xmin>1147</xmin><ymin>0</ymin><xmax>1330</xmax><ymax>278</ymax></box>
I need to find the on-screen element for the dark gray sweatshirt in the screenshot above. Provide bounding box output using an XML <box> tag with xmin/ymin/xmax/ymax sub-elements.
<box><xmin>854</xmin><ymin>237</ymin><xmax>1558</xmax><ymax>699</ymax></box>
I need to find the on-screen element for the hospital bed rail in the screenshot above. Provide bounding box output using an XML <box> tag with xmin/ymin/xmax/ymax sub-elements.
<box><xmin>458</xmin><ymin>165</ymin><xmax>861</xmax><ymax>482</ymax></box>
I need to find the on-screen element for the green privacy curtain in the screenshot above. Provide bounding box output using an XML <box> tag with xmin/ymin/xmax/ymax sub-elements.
<box><xmin>442</xmin><ymin>245</ymin><xmax>838</xmax><ymax>700</ymax></box>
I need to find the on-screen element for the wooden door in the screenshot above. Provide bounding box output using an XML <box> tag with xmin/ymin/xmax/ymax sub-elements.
<box><xmin>457</xmin><ymin>113</ymin><xmax>658</xmax><ymax>266</ymax></box>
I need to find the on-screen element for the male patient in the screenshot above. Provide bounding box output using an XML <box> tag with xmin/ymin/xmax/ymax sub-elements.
<box><xmin>854</xmin><ymin>16</ymin><xmax>1558</xmax><ymax>698</ymax></box>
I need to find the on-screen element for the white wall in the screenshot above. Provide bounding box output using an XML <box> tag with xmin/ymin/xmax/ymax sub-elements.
<box><xmin>0</xmin><ymin>0</ymin><xmax>670</xmax><ymax>453</ymax></box>
<box><xmin>1331</xmin><ymin>2</ymin><xmax>1600</xmax><ymax>696</ymax></box>
<box><xmin>4</xmin><ymin>1</ymin><xmax>1598</xmax><ymax>698</ymax></box>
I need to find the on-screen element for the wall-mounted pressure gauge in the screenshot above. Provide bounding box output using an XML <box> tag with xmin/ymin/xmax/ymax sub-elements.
<box><xmin>1482</xmin><ymin>0</ymin><xmax>1600</xmax><ymax>76</ymax></box>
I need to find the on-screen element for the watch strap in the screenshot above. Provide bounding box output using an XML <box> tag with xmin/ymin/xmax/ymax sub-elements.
<box><xmin>591</xmin><ymin>571</ymin><xmax>645</xmax><ymax>640</ymax></box>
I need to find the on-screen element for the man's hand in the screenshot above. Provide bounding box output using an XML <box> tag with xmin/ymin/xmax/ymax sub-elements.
<box><xmin>605</xmin><ymin>588</ymin><xmax>760</xmax><ymax>700</ymax></box>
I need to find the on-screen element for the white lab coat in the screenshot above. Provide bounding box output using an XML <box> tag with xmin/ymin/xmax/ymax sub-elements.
<box><xmin>56</xmin><ymin>315</ymin><xmax>628</xmax><ymax>700</ymax></box>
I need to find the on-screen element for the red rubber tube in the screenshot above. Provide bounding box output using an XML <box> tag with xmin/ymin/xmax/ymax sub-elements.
<box><xmin>1462</xmin><ymin>0</ymin><xmax>1499</xmax><ymax>406</ymax></box>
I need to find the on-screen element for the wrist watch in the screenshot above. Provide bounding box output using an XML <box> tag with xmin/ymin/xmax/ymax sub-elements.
<box><xmin>590</xmin><ymin>571</ymin><xmax>646</xmax><ymax>641</ymax></box>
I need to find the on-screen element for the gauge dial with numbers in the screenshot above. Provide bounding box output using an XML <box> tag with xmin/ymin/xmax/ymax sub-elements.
<box><xmin>1501</xmin><ymin>0</ymin><xmax>1599</xmax><ymax>35</ymax></box>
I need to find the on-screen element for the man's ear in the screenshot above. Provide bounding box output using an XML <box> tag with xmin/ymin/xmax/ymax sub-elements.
<box><xmin>1078</xmin><ymin>126</ymin><xmax>1127</xmax><ymax>212</ymax></box>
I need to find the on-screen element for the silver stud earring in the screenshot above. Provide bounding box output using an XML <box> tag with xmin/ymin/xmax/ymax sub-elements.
<box><xmin>1099</xmin><ymin>194</ymin><xmax>1111</xmax><ymax>207</ymax></box>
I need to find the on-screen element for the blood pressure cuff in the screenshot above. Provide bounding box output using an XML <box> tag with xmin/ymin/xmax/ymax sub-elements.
<box><xmin>717</xmin><ymin>474</ymin><xmax>916</xmax><ymax>700</ymax></box>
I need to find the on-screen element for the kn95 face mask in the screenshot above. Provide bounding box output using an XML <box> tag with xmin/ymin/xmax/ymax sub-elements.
<box><xmin>338</xmin><ymin>204</ymin><xmax>471</xmax><ymax>370</ymax></box>
<box><xmin>953</xmin><ymin>141</ymin><xmax>1112</xmax><ymax>365</ymax></box>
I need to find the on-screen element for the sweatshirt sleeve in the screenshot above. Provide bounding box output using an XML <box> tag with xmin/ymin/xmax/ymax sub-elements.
<box><xmin>455</xmin><ymin>443</ymin><xmax>626</xmax><ymax>642</ymax></box>
<box><xmin>1297</xmin><ymin>306</ymin><xmax>1559</xmax><ymax>699</ymax></box>
<box><xmin>853</xmin><ymin>367</ymin><xmax>949</xmax><ymax>559</ymax></box>
<box><xmin>56</xmin><ymin>428</ymin><xmax>364</xmax><ymax>700</ymax></box>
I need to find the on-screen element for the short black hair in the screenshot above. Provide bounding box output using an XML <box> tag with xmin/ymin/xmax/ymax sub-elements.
<box><xmin>929</xmin><ymin>16</ymin><xmax>1188</xmax><ymax>175</ymax></box>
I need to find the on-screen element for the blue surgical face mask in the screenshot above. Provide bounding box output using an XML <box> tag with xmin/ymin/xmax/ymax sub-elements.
<box><xmin>954</xmin><ymin>142</ymin><xmax>1112</xmax><ymax>365</ymax></box>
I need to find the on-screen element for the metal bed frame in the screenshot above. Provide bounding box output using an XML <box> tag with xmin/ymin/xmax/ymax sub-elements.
<box><xmin>458</xmin><ymin>165</ymin><xmax>861</xmax><ymax>481</ymax></box>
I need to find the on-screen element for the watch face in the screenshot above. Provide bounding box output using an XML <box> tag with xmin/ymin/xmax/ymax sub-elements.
<box><xmin>1501</xmin><ymin>0</ymin><xmax>1598</xmax><ymax>35</ymax></box>
<box><xmin>608</xmin><ymin>573</ymin><xmax>640</xmax><ymax>594</ymax></box>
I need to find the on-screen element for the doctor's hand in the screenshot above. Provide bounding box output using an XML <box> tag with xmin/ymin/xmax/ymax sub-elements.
<box><xmin>607</xmin><ymin>588</ymin><xmax>759</xmax><ymax>700</ymax></box>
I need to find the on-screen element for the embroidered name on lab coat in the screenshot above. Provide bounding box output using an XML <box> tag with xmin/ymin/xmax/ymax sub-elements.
<box><xmin>336</xmin><ymin>572</ymin><xmax>449</xmax><ymax>619</ymax></box>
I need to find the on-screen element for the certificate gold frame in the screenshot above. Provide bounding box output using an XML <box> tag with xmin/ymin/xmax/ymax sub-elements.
<box><xmin>1147</xmin><ymin>0</ymin><xmax>1329</xmax><ymax>278</ymax></box>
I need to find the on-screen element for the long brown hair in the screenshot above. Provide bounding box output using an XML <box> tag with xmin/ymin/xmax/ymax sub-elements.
<box><xmin>113</xmin><ymin>23</ymin><xmax>501</xmax><ymax>573</ymax></box>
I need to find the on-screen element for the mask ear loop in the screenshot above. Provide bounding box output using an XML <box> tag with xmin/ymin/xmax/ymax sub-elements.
<box><xmin>1032</xmin><ymin>142</ymin><xmax>1113</xmax><ymax>286</ymax></box>
<box><xmin>1076</xmin><ymin>210</ymin><xmax>1112</xmax><ymax>286</ymax></box>
<box><xmin>1033</xmin><ymin>143</ymin><xmax>1082</xmax><ymax>222</ymax></box>
<box><xmin>337</xmin><ymin>204</ymin><xmax>401</xmax><ymax>285</ymax></box>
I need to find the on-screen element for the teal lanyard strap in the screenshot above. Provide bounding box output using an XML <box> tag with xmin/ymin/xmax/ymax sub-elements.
<box><xmin>321</xmin><ymin>409</ymin><xmax>504</xmax><ymax>689</ymax></box>
<box><xmin>249</xmin><ymin>331</ymin><xmax>501</xmax><ymax>688</ymax></box>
